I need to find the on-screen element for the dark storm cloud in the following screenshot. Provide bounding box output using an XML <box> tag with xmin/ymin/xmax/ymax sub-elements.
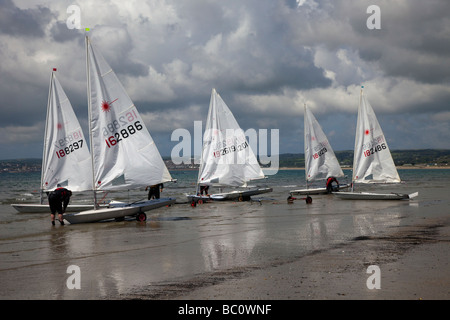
<box><xmin>89</xmin><ymin>26</ymin><xmax>149</xmax><ymax>78</ymax></box>
<box><xmin>0</xmin><ymin>0</ymin><xmax>449</xmax><ymax>159</ymax></box>
<box><xmin>0</xmin><ymin>0</ymin><xmax>52</xmax><ymax>37</ymax></box>
<box><xmin>324</xmin><ymin>0</ymin><xmax>450</xmax><ymax>84</ymax></box>
<box><xmin>51</xmin><ymin>21</ymin><xmax>82</xmax><ymax>42</ymax></box>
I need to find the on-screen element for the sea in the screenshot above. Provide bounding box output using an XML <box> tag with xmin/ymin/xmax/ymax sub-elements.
<box><xmin>0</xmin><ymin>168</ymin><xmax>449</xmax><ymax>299</ymax></box>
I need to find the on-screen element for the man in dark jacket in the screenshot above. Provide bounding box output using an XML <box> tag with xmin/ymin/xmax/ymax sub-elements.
<box><xmin>326</xmin><ymin>176</ymin><xmax>339</xmax><ymax>193</ymax></box>
<box><xmin>48</xmin><ymin>186</ymin><xmax>72</xmax><ymax>225</ymax></box>
<box><xmin>145</xmin><ymin>183</ymin><xmax>163</xmax><ymax>200</ymax></box>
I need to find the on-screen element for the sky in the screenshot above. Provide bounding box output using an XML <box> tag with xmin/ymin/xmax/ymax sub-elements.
<box><xmin>0</xmin><ymin>0</ymin><xmax>449</xmax><ymax>160</ymax></box>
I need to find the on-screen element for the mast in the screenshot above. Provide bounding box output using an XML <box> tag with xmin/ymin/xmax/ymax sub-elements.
<box><xmin>351</xmin><ymin>86</ymin><xmax>364</xmax><ymax>192</ymax></box>
<box><xmin>86</xmin><ymin>35</ymin><xmax>98</xmax><ymax>209</ymax></box>
<box><xmin>195</xmin><ymin>89</ymin><xmax>214</xmax><ymax>195</ymax></box>
<box><xmin>303</xmin><ymin>103</ymin><xmax>308</xmax><ymax>190</ymax></box>
<box><xmin>40</xmin><ymin>69</ymin><xmax>54</xmax><ymax>204</ymax></box>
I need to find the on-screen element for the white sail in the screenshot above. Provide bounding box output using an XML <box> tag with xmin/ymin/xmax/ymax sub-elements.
<box><xmin>197</xmin><ymin>88</ymin><xmax>265</xmax><ymax>187</ymax></box>
<box><xmin>304</xmin><ymin>104</ymin><xmax>344</xmax><ymax>183</ymax></box>
<box><xmin>41</xmin><ymin>69</ymin><xmax>92</xmax><ymax>192</ymax></box>
<box><xmin>352</xmin><ymin>88</ymin><xmax>400</xmax><ymax>184</ymax></box>
<box><xmin>86</xmin><ymin>36</ymin><xmax>172</xmax><ymax>191</ymax></box>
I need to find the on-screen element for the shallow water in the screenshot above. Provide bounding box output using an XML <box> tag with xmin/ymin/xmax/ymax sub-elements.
<box><xmin>0</xmin><ymin>169</ymin><xmax>448</xmax><ymax>299</ymax></box>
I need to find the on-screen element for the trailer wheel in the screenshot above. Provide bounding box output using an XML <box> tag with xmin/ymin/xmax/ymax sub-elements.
<box><xmin>137</xmin><ymin>212</ymin><xmax>147</xmax><ymax>222</ymax></box>
<box><xmin>198</xmin><ymin>199</ymin><xmax>203</xmax><ymax>204</ymax></box>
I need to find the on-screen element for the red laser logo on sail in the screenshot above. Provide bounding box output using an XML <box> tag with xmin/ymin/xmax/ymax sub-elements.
<box><xmin>365</xmin><ymin>129</ymin><xmax>370</xmax><ymax>135</ymax></box>
<box><xmin>101</xmin><ymin>98</ymin><xmax>118</xmax><ymax>112</ymax></box>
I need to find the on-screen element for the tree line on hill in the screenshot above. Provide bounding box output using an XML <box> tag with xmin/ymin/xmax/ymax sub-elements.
<box><xmin>1</xmin><ymin>149</ymin><xmax>449</xmax><ymax>172</ymax></box>
<box><xmin>277</xmin><ymin>149</ymin><xmax>450</xmax><ymax>168</ymax></box>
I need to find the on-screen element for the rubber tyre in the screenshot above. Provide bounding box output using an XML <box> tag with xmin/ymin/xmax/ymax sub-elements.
<box><xmin>136</xmin><ymin>212</ymin><xmax>147</xmax><ymax>222</ymax></box>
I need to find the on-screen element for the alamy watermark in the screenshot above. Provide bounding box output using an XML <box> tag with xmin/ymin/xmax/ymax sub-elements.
<box><xmin>66</xmin><ymin>5</ymin><xmax>81</xmax><ymax>30</ymax></box>
<box><xmin>366</xmin><ymin>265</ymin><xmax>381</xmax><ymax>289</ymax></box>
<box><xmin>66</xmin><ymin>265</ymin><xmax>81</xmax><ymax>290</ymax></box>
<box><xmin>171</xmin><ymin>121</ymin><xmax>279</xmax><ymax>174</ymax></box>
<box><xmin>367</xmin><ymin>5</ymin><xmax>381</xmax><ymax>30</ymax></box>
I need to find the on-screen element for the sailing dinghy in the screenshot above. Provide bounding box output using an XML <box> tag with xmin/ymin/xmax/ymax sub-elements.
<box><xmin>11</xmin><ymin>69</ymin><xmax>98</xmax><ymax>213</ymax></box>
<box><xmin>187</xmin><ymin>89</ymin><xmax>272</xmax><ymax>203</ymax></box>
<box><xmin>334</xmin><ymin>87</ymin><xmax>418</xmax><ymax>200</ymax></box>
<box><xmin>63</xmin><ymin>36</ymin><xmax>175</xmax><ymax>224</ymax></box>
<box><xmin>290</xmin><ymin>104</ymin><xmax>349</xmax><ymax>196</ymax></box>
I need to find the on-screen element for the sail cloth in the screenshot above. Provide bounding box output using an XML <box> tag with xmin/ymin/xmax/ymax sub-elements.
<box><xmin>304</xmin><ymin>105</ymin><xmax>344</xmax><ymax>183</ymax></box>
<box><xmin>41</xmin><ymin>70</ymin><xmax>92</xmax><ymax>192</ymax></box>
<box><xmin>197</xmin><ymin>89</ymin><xmax>265</xmax><ymax>187</ymax></box>
<box><xmin>86</xmin><ymin>36</ymin><xmax>172</xmax><ymax>190</ymax></box>
<box><xmin>352</xmin><ymin>89</ymin><xmax>400</xmax><ymax>184</ymax></box>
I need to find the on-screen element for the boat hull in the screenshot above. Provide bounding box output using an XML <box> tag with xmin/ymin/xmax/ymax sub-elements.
<box><xmin>290</xmin><ymin>184</ymin><xmax>350</xmax><ymax>195</ymax></box>
<box><xmin>333</xmin><ymin>191</ymin><xmax>416</xmax><ymax>200</ymax></box>
<box><xmin>63</xmin><ymin>198</ymin><xmax>176</xmax><ymax>224</ymax></box>
<box><xmin>187</xmin><ymin>187</ymin><xmax>273</xmax><ymax>202</ymax></box>
<box><xmin>11</xmin><ymin>203</ymin><xmax>104</xmax><ymax>214</ymax></box>
<box><xmin>186</xmin><ymin>195</ymin><xmax>211</xmax><ymax>202</ymax></box>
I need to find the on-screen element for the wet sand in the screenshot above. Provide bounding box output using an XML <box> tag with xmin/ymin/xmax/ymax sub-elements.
<box><xmin>1</xmin><ymin>176</ymin><xmax>449</xmax><ymax>301</ymax></box>
<box><xmin>122</xmin><ymin>216</ymin><xmax>450</xmax><ymax>300</ymax></box>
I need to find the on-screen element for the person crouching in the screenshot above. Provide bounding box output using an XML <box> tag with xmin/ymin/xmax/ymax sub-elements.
<box><xmin>48</xmin><ymin>185</ymin><xmax>72</xmax><ymax>226</ymax></box>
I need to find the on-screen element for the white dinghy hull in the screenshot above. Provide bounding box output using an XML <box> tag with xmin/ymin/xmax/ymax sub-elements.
<box><xmin>210</xmin><ymin>187</ymin><xmax>273</xmax><ymax>201</ymax></box>
<box><xmin>334</xmin><ymin>191</ymin><xmax>418</xmax><ymax>200</ymax></box>
<box><xmin>11</xmin><ymin>203</ymin><xmax>105</xmax><ymax>214</ymax></box>
<box><xmin>63</xmin><ymin>198</ymin><xmax>176</xmax><ymax>224</ymax></box>
<box><xmin>290</xmin><ymin>184</ymin><xmax>350</xmax><ymax>196</ymax></box>
<box><xmin>187</xmin><ymin>188</ymin><xmax>273</xmax><ymax>202</ymax></box>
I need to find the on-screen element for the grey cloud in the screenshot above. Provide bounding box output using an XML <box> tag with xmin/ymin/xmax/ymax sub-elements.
<box><xmin>89</xmin><ymin>26</ymin><xmax>149</xmax><ymax>78</ymax></box>
<box><xmin>340</xmin><ymin>0</ymin><xmax>450</xmax><ymax>84</ymax></box>
<box><xmin>51</xmin><ymin>21</ymin><xmax>82</xmax><ymax>42</ymax></box>
<box><xmin>0</xmin><ymin>0</ymin><xmax>449</xmax><ymax>159</ymax></box>
<box><xmin>284</xmin><ymin>0</ymin><xmax>450</xmax><ymax>85</ymax></box>
<box><xmin>167</xmin><ymin>0</ymin><xmax>331</xmax><ymax>94</ymax></box>
<box><xmin>0</xmin><ymin>0</ymin><xmax>52</xmax><ymax>37</ymax></box>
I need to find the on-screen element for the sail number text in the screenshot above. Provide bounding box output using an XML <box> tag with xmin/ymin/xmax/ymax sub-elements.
<box><xmin>56</xmin><ymin>140</ymin><xmax>84</xmax><ymax>159</ymax></box>
<box><xmin>55</xmin><ymin>129</ymin><xmax>84</xmax><ymax>148</ymax></box>
<box><xmin>101</xmin><ymin>109</ymin><xmax>139</xmax><ymax>137</ymax></box>
<box><xmin>364</xmin><ymin>143</ymin><xmax>387</xmax><ymax>157</ymax></box>
<box><xmin>213</xmin><ymin>141</ymin><xmax>248</xmax><ymax>158</ymax></box>
<box><xmin>105</xmin><ymin>121</ymin><xmax>143</xmax><ymax>148</ymax></box>
<box><xmin>313</xmin><ymin>147</ymin><xmax>327</xmax><ymax>160</ymax></box>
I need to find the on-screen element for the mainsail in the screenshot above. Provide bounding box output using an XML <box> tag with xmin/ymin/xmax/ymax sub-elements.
<box><xmin>304</xmin><ymin>104</ymin><xmax>344</xmax><ymax>184</ymax></box>
<box><xmin>41</xmin><ymin>69</ymin><xmax>92</xmax><ymax>192</ymax></box>
<box><xmin>86</xmin><ymin>36</ymin><xmax>172</xmax><ymax>191</ymax></box>
<box><xmin>352</xmin><ymin>87</ymin><xmax>400</xmax><ymax>184</ymax></box>
<box><xmin>197</xmin><ymin>88</ymin><xmax>265</xmax><ymax>188</ymax></box>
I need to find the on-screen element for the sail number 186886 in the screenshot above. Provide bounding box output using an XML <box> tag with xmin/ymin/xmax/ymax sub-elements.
<box><xmin>105</xmin><ymin>121</ymin><xmax>143</xmax><ymax>148</ymax></box>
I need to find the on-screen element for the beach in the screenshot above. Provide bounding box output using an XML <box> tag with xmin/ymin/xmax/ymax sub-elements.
<box><xmin>157</xmin><ymin>217</ymin><xmax>449</xmax><ymax>300</ymax></box>
<box><xmin>0</xmin><ymin>169</ymin><xmax>449</xmax><ymax>302</ymax></box>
